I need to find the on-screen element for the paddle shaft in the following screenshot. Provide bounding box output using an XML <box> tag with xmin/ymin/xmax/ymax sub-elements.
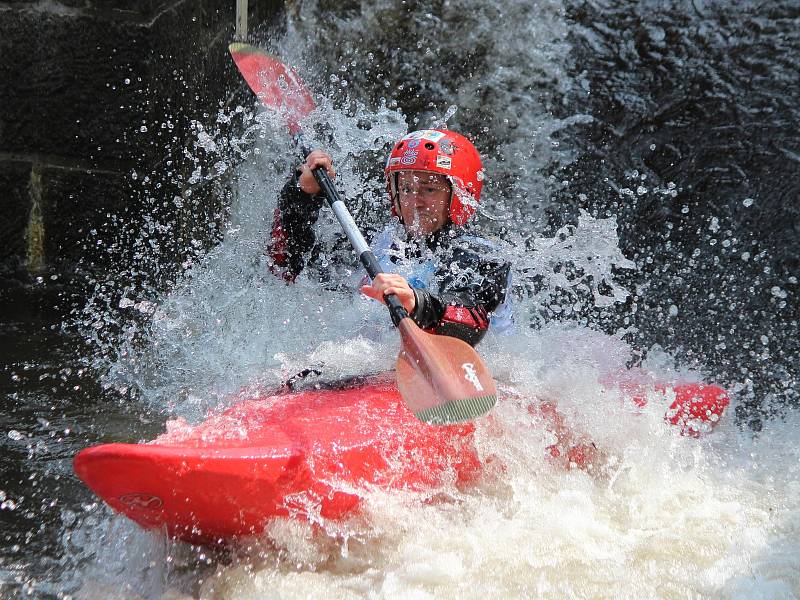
<box><xmin>300</xmin><ymin>145</ymin><xmax>409</xmax><ymax>326</ymax></box>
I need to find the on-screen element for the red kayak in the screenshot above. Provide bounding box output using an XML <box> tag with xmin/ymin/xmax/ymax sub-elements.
<box><xmin>74</xmin><ymin>373</ymin><xmax>480</xmax><ymax>544</ymax></box>
<box><xmin>73</xmin><ymin>372</ymin><xmax>728</xmax><ymax>545</ymax></box>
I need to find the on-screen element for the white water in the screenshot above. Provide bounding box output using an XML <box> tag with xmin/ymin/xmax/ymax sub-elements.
<box><xmin>67</xmin><ymin>219</ymin><xmax>800</xmax><ymax>599</ymax></box>
<box><xmin>67</xmin><ymin>326</ymin><xmax>800</xmax><ymax>599</ymax></box>
<box><xmin>200</xmin><ymin>417</ymin><xmax>800</xmax><ymax>600</ymax></box>
<box><xmin>63</xmin><ymin>0</ymin><xmax>800</xmax><ymax>598</ymax></box>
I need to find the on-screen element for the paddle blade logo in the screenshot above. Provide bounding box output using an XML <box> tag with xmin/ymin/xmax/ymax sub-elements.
<box><xmin>461</xmin><ymin>362</ymin><xmax>484</xmax><ymax>392</ymax></box>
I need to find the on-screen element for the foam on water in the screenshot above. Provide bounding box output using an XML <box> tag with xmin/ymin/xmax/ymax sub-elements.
<box><xmin>63</xmin><ymin>324</ymin><xmax>800</xmax><ymax>599</ymax></box>
<box><xmin>187</xmin><ymin>339</ymin><xmax>797</xmax><ymax>599</ymax></box>
<box><xmin>187</xmin><ymin>383</ymin><xmax>800</xmax><ymax>600</ymax></box>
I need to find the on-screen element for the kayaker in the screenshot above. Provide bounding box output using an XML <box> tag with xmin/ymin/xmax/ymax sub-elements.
<box><xmin>268</xmin><ymin>129</ymin><xmax>512</xmax><ymax>346</ymax></box>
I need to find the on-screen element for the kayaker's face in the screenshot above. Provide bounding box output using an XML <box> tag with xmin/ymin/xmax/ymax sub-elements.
<box><xmin>396</xmin><ymin>171</ymin><xmax>451</xmax><ymax>237</ymax></box>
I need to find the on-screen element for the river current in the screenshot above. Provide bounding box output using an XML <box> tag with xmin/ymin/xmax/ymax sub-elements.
<box><xmin>1</xmin><ymin>0</ymin><xmax>798</xmax><ymax>598</ymax></box>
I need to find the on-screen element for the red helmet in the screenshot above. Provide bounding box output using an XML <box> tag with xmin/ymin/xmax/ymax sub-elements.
<box><xmin>385</xmin><ymin>129</ymin><xmax>485</xmax><ymax>226</ymax></box>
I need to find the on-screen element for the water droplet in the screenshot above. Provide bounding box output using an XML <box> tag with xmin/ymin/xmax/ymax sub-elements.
<box><xmin>771</xmin><ymin>286</ymin><xmax>787</xmax><ymax>299</ymax></box>
<box><xmin>743</xmin><ymin>198</ymin><xmax>754</xmax><ymax>207</ymax></box>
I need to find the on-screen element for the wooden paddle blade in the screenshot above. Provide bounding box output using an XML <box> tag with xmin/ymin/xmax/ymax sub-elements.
<box><xmin>395</xmin><ymin>319</ymin><xmax>497</xmax><ymax>425</ymax></box>
<box><xmin>228</xmin><ymin>43</ymin><xmax>316</xmax><ymax>135</ymax></box>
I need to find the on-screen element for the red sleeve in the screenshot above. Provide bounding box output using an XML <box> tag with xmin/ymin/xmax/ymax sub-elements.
<box><xmin>267</xmin><ymin>175</ymin><xmax>325</xmax><ymax>282</ymax></box>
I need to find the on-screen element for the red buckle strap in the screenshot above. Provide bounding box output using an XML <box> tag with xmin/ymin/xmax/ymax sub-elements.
<box><xmin>440</xmin><ymin>305</ymin><xmax>489</xmax><ymax>330</ymax></box>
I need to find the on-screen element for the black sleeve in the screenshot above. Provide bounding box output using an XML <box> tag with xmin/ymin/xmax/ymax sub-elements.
<box><xmin>409</xmin><ymin>251</ymin><xmax>511</xmax><ymax>346</ymax></box>
<box><xmin>267</xmin><ymin>173</ymin><xmax>326</xmax><ymax>281</ymax></box>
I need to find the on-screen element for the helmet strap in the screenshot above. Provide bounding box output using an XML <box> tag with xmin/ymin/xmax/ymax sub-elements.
<box><xmin>390</xmin><ymin>172</ymin><xmax>404</xmax><ymax>224</ymax></box>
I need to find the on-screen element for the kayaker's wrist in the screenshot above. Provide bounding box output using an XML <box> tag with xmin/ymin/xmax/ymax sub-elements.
<box><xmin>410</xmin><ymin>288</ymin><xmax>420</xmax><ymax>316</ymax></box>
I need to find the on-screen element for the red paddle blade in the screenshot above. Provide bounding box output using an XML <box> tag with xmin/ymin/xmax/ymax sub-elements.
<box><xmin>395</xmin><ymin>320</ymin><xmax>497</xmax><ymax>425</ymax></box>
<box><xmin>228</xmin><ymin>43</ymin><xmax>316</xmax><ymax>135</ymax></box>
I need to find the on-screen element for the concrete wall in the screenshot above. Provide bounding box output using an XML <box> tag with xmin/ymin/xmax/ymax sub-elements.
<box><xmin>0</xmin><ymin>0</ymin><xmax>282</xmax><ymax>276</ymax></box>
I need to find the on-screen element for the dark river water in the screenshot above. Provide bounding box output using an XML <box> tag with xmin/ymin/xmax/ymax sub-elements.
<box><xmin>1</xmin><ymin>0</ymin><xmax>798</xmax><ymax>598</ymax></box>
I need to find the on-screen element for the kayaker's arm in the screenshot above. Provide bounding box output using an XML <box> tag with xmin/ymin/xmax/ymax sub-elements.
<box><xmin>410</xmin><ymin>257</ymin><xmax>511</xmax><ymax>347</ymax></box>
<box><xmin>267</xmin><ymin>173</ymin><xmax>326</xmax><ymax>281</ymax></box>
<box><xmin>268</xmin><ymin>150</ymin><xmax>337</xmax><ymax>281</ymax></box>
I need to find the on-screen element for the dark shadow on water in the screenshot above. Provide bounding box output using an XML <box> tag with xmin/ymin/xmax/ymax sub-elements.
<box><xmin>0</xmin><ymin>276</ymin><xmax>162</xmax><ymax>598</ymax></box>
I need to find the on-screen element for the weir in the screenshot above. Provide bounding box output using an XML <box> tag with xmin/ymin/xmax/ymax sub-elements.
<box><xmin>0</xmin><ymin>0</ymin><xmax>280</xmax><ymax>276</ymax></box>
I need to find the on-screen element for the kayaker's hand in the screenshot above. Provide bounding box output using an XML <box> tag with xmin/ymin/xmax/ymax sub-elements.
<box><xmin>361</xmin><ymin>273</ymin><xmax>416</xmax><ymax>314</ymax></box>
<box><xmin>298</xmin><ymin>149</ymin><xmax>335</xmax><ymax>196</ymax></box>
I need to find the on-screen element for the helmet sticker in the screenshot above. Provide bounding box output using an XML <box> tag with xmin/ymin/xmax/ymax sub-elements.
<box><xmin>387</xmin><ymin>157</ymin><xmax>402</xmax><ymax>166</ymax></box>
<box><xmin>424</xmin><ymin>130</ymin><xmax>446</xmax><ymax>141</ymax></box>
<box><xmin>439</xmin><ymin>138</ymin><xmax>455</xmax><ymax>155</ymax></box>
<box><xmin>436</xmin><ymin>155</ymin><xmax>452</xmax><ymax>169</ymax></box>
<box><xmin>403</xmin><ymin>130</ymin><xmax>446</xmax><ymax>142</ymax></box>
<box><xmin>400</xmin><ymin>149</ymin><xmax>419</xmax><ymax>165</ymax></box>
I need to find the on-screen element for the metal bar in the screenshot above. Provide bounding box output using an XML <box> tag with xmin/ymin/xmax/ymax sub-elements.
<box><xmin>235</xmin><ymin>0</ymin><xmax>248</xmax><ymax>41</ymax></box>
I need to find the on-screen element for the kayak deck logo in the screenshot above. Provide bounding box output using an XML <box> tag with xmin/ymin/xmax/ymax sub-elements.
<box><xmin>118</xmin><ymin>493</ymin><xmax>163</xmax><ymax>510</ymax></box>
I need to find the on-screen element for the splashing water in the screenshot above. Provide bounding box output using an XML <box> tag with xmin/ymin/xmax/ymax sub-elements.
<box><xmin>192</xmin><ymin>411</ymin><xmax>800</xmax><ymax>600</ymax></box>
<box><xmin>57</xmin><ymin>0</ymin><xmax>800</xmax><ymax>598</ymax></box>
<box><xmin>62</xmin><ymin>341</ymin><xmax>800</xmax><ymax>598</ymax></box>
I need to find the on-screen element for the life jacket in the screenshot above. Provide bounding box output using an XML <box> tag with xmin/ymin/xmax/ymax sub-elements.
<box><xmin>366</xmin><ymin>224</ymin><xmax>514</xmax><ymax>334</ymax></box>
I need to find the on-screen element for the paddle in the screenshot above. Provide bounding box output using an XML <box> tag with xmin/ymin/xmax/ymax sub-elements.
<box><xmin>229</xmin><ymin>43</ymin><xmax>497</xmax><ymax>424</ymax></box>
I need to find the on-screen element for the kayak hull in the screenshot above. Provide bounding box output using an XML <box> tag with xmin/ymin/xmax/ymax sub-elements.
<box><xmin>74</xmin><ymin>372</ymin><xmax>728</xmax><ymax>544</ymax></box>
<box><xmin>73</xmin><ymin>374</ymin><xmax>480</xmax><ymax>544</ymax></box>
